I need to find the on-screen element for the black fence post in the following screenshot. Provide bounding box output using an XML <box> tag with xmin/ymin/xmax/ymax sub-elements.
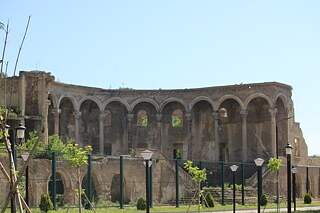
<box><xmin>221</xmin><ymin>161</ymin><xmax>225</xmax><ymax>206</ymax></box>
<box><xmin>241</xmin><ymin>163</ymin><xmax>245</xmax><ymax>205</ymax></box>
<box><xmin>120</xmin><ymin>155</ymin><xmax>124</xmax><ymax>209</ymax></box>
<box><xmin>175</xmin><ymin>159</ymin><xmax>179</xmax><ymax>207</ymax></box>
<box><xmin>51</xmin><ymin>151</ymin><xmax>56</xmax><ymax>210</ymax></box>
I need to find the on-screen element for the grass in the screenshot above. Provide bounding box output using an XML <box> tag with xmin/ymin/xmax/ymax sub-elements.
<box><xmin>3</xmin><ymin>201</ymin><xmax>319</xmax><ymax>213</ymax></box>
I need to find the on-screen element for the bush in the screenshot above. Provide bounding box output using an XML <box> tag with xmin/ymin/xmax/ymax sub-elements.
<box><xmin>204</xmin><ymin>192</ymin><xmax>215</xmax><ymax>207</ymax></box>
<box><xmin>304</xmin><ymin>192</ymin><xmax>312</xmax><ymax>204</ymax></box>
<box><xmin>136</xmin><ymin>197</ymin><xmax>146</xmax><ymax>210</ymax></box>
<box><xmin>39</xmin><ymin>193</ymin><xmax>54</xmax><ymax>212</ymax></box>
<box><xmin>260</xmin><ymin>193</ymin><xmax>268</xmax><ymax>206</ymax></box>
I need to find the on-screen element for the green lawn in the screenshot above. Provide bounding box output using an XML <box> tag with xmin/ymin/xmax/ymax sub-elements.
<box><xmin>4</xmin><ymin>202</ymin><xmax>319</xmax><ymax>213</ymax></box>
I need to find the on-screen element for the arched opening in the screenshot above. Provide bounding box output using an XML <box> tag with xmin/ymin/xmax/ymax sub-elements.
<box><xmin>218</xmin><ymin>99</ymin><xmax>242</xmax><ymax>162</ymax></box>
<box><xmin>247</xmin><ymin>97</ymin><xmax>272</xmax><ymax>161</ymax></box>
<box><xmin>104</xmin><ymin>102</ymin><xmax>128</xmax><ymax>155</ymax></box>
<box><xmin>48</xmin><ymin>173</ymin><xmax>65</xmax><ymax>206</ymax></box>
<box><xmin>47</xmin><ymin>97</ymin><xmax>55</xmax><ymax>136</ymax></box>
<box><xmin>81</xmin><ymin>174</ymin><xmax>97</xmax><ymax>206</ymax></box>
<box><xmin>161</xmin><ymin>102</ymin><xmax>187</xmax><ymax>159</ymax></box>
<box><xmin>80</xmin><ymin>100</ymin><xmax>100</xmax><ymax>153</ymax></box>
<box><xmin>275</xmin><ymin>98</ymin><xmax>289</xmax><ymax>157</ymax></box>
<box><xmin>191</xmin><ymin>100</ymin><xmax>214</xmax><ymax>160</ymax></box>
<box><xmin>132</xmin><ymin>102</ymin><xmax>157</xmax><ymax>149</ymax></box>
<box><xmin>110</xmin><ymin>174</ymin><xmax>130</xmax><ymax>204</ymax></box>
<box><xmin>59</xmin><ymin>98</ymin><xmax>75</xmax><ymax>142</ymax></box>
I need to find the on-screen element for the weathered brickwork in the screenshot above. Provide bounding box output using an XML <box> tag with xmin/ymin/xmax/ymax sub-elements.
<box><xmin>0</xmin><ymin>70</ymin><xmax>318</xmax><ymax>206</ymax></box>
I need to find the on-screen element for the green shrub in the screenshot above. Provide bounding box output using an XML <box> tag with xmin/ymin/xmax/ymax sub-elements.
<box><xmin>260</xmin><ymin>193</ymin><xmax>268</xmax><ymax>206</ymax></box>
<box><xmin>304</xmin><ymin>192</ymin><xmax>312</xmax><ymax>204</ymax></box>
<box><xmin>136</xmin><ymin>197</ymin><xmax>146</xmax><ymax>210</ymax></box>
<box><xmin>39</xmin><ymin>193</ymin><xmax>54</xmax><ymax>212</ymax></box>
<box><xmin>204</xmin><ymin>192</ymin><xmax>215</xmax><ymax>207</ymax></box>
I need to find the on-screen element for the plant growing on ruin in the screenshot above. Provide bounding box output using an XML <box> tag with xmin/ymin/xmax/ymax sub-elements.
<box><xmin>64</xmin><ymin>143</ymin><xmax>92</xmax><ymax>213</ymax></box>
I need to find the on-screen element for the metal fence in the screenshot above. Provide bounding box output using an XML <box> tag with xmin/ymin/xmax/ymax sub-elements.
<box><xmin>0</xmin><ymin>148</ymin><xmax>318</xmax><ymax>209</ymax></box>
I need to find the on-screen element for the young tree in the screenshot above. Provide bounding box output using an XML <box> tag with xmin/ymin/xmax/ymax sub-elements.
<box><xmin>184</xmin><ymin>160</ymin><xmax>207</xmax><ymax>213</ymax></box>
<box><xmin>268</xmin><ymin>157</ymin><xmax>282</xmax><ymax>212</ymax></box>
<box><xmin>64</xmin><ymin>143</ymin><xmax>92</xmax><ymax>213</ymax></box>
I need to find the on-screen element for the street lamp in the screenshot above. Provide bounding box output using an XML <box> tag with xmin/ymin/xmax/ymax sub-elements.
<box><xmin>141</xmin><ymin>149</ymin><xmax>153</xmax><ymax>213</ymax></box>
<box><xmin>6</xmin><ymin>123</ymin><xmax>26</xmax><ymax>213</ymax></box>
<box><xmin>230</xmin><ymin>165</ymin><xmax>238</xmax><ymax>213</ymax></box>
<box><xmin>291</xmin><ymin>167</ymin><xmax>297</xmax><ymax>212</ymax></box>
<box><xmin>285</xmin><ymin>143</ymin><xmax>293</xmax><ymax>213</ymax></box>
<box><xmin>254</xmin><ymin>158</ymin><xmax>264</xmax><ymax>213</ymax></box>
<box><xmin>21</xmin><ymin>152</ymin><xmax>30</xmax><ymax>206</ymax></box>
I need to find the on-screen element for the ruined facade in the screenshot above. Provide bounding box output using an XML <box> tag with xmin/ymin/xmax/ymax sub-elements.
<box><xmin>0</xmin><ymin>71</ymin><xmax>318</xmax><ymax>206</ymax></box>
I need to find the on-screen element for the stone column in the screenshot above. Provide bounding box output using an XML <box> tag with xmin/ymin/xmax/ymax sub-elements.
<box><xmin>73</xmin><ymin>111</ymin><xmax>81</xmax><ymax>145</ymax></box>
<box><xmin>213</xmin><ymin>112</ymin><xmax>220</xmax><ymax>161</ymax></box>
<box><xmin>186</xmin><ymin>113</ymin><xmax>192</xmax><ymax>160</ymax></box>
<box><xmin>268</xmin><ymin>108</ymin><xmax>277</xmax><ymax>157</ymax></box>
<box><xmin>42</xmin><ymin>100</ymin><xmax>51</xmax><ymax>145</ymax></box>
<box><xmin>240</xmin><ymin>110</ymin><xmax>248</xmax><ymax>162</ymax></box>
<box><xmin>99</xmin><ymin>114</ymin><xmax>105</xmax><ymax>154</ymax></box>
<box><xmin>127</xmin><ymin>113</ymin><xmax>134</xmax><ymax>149</ymax></box>
<box><xmin>52</xmin><ymin>109</ymin><xmax>61</xmax><ymax>135</ymax></box>
<box><xmin>156</xmin><ymin>113</ymin><xmax>162</xmax><ymax>151</ymax></box>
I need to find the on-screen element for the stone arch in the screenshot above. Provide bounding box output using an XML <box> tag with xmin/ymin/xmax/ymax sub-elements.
<box><xmin>59</xmin><ymin>97</ymin><xmax>76</xmax><ymax>141</ymax></box>
<box><xmin>189</xmin><ymin>96</ymin><xmax>216</xmax><ymax>111</ymax></box>
<box><xmin>218</xmin><ymin>98</ymin><xmax>242</xmax><ymax>162</ymax></box>
<box><xmin>244</xmin><ymin>93</ymin><xmax>274</xmax><ymax>110</ymax></box>
<box><xmin>48</xmin><ymin>168</ymin><xmax>73</xmax><ymax>206</ymax></box>
<box><xmin>79</xmin><ymin>96</ymin><xmax>103</xmax><ymax>112</ymax></box>
<box><xmin>246</xmin><ymin>96</ymin><xmax>273</xmax><ymax>161</ymax></box>
<box><xmin>80</xmin><ymin>99</ymin><xmax>100</xmax><ymax>153</ymax></box>
<box><xmin>58</xmin><ymin>93</ymin><xmax>78</xmax><ymax>111</ymax></box>
<box><xmin>274</xmin><ymin>93</ymin><xmax>289</xmax><ymax>110</ymax></box>
<box><xmin>160</xmin><ymin>97</ymin><xmax>188</xmax><ymax>113</ymax></box>
<box><xmin>191</xmin><ymin>100</ymin><xmax>214</xmax><ymax>160</ymax></box>
<box><xmin>132</xmin><ymin>102</ymin><xmax>158</xmax><ymax>149</ymax></box>
<box><xmin>103</xmin><ymin>97</ymin><xmax>130</xmax><ymax>112</ymax></box>
<box><xmin>104</xmin><ymin>101</ymin><xmax>129</xmax><ymax>155</ymax></box>
<box><xmin>216</xmin><ymin>95</ymin><xmax>245</xmax><ymax>111</ymax></box>
<box><xmin>161</xmin><ymin>101</ymin><xmax>188</xmax><ymax>159</ymax></box>
<box><xmin>48</xmin><ymin>91</ymin><xmax>58</xmax><ymax>109</ymax></box>
<box><xmin>130</xmin><ymin>98</ymin><xmax>159</xmax><ymax>113</ymax></box>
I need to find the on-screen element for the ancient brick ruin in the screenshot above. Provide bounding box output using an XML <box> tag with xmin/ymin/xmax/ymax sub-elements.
<box><xmin>0</xmin><ymin>71</ymin><xmax>319</xmax><ymax>206</ymax></box>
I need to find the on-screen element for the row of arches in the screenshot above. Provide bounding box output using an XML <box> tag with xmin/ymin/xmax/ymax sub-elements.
<box><xmin>48</xmin><ymin>91</ymin><xmax>292</xmax><ymax>162</ymax></box>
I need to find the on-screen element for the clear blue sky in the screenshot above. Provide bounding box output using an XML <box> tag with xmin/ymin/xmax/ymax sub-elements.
<box><xmin>1</xmin><ymin>1</ymin><xmax>320</xmax><ymax>155</ymax></box>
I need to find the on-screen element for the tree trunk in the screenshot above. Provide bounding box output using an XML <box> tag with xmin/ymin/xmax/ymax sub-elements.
<box><xmin>78</xmin><ymin>168</ymin><xmax>82</xmax><ymax>213</ymax></box>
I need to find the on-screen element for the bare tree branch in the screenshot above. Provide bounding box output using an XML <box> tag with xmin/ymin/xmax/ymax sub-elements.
<box><xmin>0</xmin><ymin>20</ymin><xmax>9</xmax><ymax>78</ymax></box>
<box><xmin>9</xmin><ymin>15</ymin><xmax>31</xmax><ymax>109</ymax></box>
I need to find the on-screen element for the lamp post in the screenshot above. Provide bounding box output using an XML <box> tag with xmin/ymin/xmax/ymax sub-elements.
<box><xmin>5</xmin><ymin>123</ymin><xmax>26</xmax><ymax>213</ymax></box>
<box><xmin>291</xmin><ymin>167</ymin><xmax>297</xmax><ymax>212</ymax></box>
<box><xmin>141</xmin><ymin>149</ymin><xmax>153</xmax><ymax>213</ymax></box>
<box><xmin>21</xmin><ymin>152</ymin><xmax>30</xmax><ymax>206</ymax></box>
<box><xmin>285</xmin><ymin>143</ymin><xmax>293</xmax><ymax>213</ymax></box>
<box><xmin>254</xmin><ymin>158</ymin><xmax>264</xmax><ymax>213</ymax></box>
<box><xmin>230</xmin><ymin>165</ymin><xmax>238</xmax><ymax>213</ymax></box>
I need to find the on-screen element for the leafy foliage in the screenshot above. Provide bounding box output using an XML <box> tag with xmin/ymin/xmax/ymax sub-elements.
<box><xmin>204</xmin><ymin>192</ymin><xmax>215</xmax><ymax>207</ymax></box>
<box><xmin>64</xmin><ymin>143</ymin><xmax>92</xmax><ymax>168</ymax></box>
<box><xmin>268</xmin><ymin>157</ymin><xmax>282</xmax><ymax>172</ymax></box>
<box><xmin>136</xmin><ymin>197</ymin><xmax>146</xmax><ymax>210</ymax></box>
<box><xmin>184</xmin><ymin>160</ymin><xmax>207</xmax><ymax>183</ymax></box>
<box><xmin>172</xmin><ymin>116</ymin><xmax>181</xmax><ymax>127</ymax></box>
<box><xmin>39</xmin><ymin>193</ymin><xmax>54</xmax><ymax>212</ymax></box>
<box><xmin>260</xmin><ymin>193</ymin><xmax>268</xmax><ymax>206</ymax></box>
<box><xmin>304</xmin><ymin>192</ymin><xmax>312</xmax><ymax>204</ymax></box>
